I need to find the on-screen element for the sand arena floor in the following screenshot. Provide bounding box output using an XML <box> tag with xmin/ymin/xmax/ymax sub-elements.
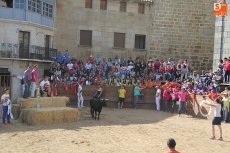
<box><xmin>0</xmin><ymin>107</ymin><xmax>230</xmax><ymax>153</ymax></box>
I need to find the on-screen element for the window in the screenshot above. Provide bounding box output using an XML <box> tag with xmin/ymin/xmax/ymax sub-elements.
<box><xmin>120</xmin><ymin>2</ymin><xmax>126</xmax><ymax>12</ymax></box>
<box><xmin>43</xmin><ymin>2</ymin><xmax>53</xmax><ymax>18</ymax></box>
<box><xmin>80</xmin><ymin>30</ymin><xmax>92</xmax><ymax>46</ymax></box>
<box><xmin>28</xmin><ymin>0</ymin><xmax>41</xmax><ymax>13</ymax></box>
<box><xmin>3</xmin><ymin>0</ymin><xmax>13</xmax><ymax>8</ymax></box>
<box><xmin>85</xmin><ymin>0</ymin><xmax>92</xmax><ymax>8</ymax></box>
<box><xmin>114</xmin><ymin>33</ymin><xmax>125</xmax><ymax>48</ymax></box>
<box><xmin>138</xmin><ymin>4</ymin><xmax>145</xmax><ymax>14</ymax></box>
<box><xmin>15</xmin><ymin>0</ymin><xmax>25</xmax><ymax>9</ymax></box>
<box><xmin>135</xmin><ymin>35</ymin><xmax>146</xmax><ymax>49</ymax></box>
<box><xmin>100</xmin><ymin>0</ymin><xmax>107</xmax><ymax>10</ymax></box>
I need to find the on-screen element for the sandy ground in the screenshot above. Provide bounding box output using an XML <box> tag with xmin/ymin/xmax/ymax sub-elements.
<box><xmin>0</xmin><ymin>107</ymin><xmax>230</xmax><ymax>153</ymax></box>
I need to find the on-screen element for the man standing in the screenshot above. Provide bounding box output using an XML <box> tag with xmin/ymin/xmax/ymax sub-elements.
<box><xmin>177</xmin><ymin>87</ymin><xmax>189</xmax><ymax>116</ymax></box>
<box><xmin>1</xmin><ymin>88</ymin><xmax>12</xmax><ymax>125</ymax></box>
<box><xmin>23</xmin><ymin>66</ymin><xmax>32</xmax><ymax>98</ymax></box>
<box><xmin>155</xmin><ymin>86</ymin><xmax>161</xmax><ymax>111</ymax></box>
<box><xmin>31</xmin><ymin>64</ymin><xmax>38</xmax><ymax>98</ymax></box>
<box><xmin>77</xmin><ymin>83</ymin><xmax>84</xmax><ymax>108</ymax></box>
<box><xmin>63</xmin><ymin>50</ymin><xmax>70</xmax><ymax>65</ymax></box>
<box><xmin>133</xmin><ymin>84</ymin><xmax>145</xmax><ymax>109</ymax></box>
<box><xmin>55</xmin><ymin>51</ymin><xmax>63</xmax><ymax>64</ymax></box>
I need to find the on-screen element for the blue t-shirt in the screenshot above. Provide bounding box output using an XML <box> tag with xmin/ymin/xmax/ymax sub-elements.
<box><xmin>63</xmin><ymin>53</ymin><xmax>70</xmax><ymax>63</ymax></box>
<box><xmin>95</xmin><ymin>58</ymin><xmax>102</xmax><ymax>64</ymax></box>
<box><xmin>55</xmin><ymin>55</ymin><xmax>63</xmax><ymax>63</ymax></box>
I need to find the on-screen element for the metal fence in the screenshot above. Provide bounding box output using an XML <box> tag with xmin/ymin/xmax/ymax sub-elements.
<box><xmin>0</xmin><ymin>42</ymin><xmax>58</xmax><ymax>61</ymax></box>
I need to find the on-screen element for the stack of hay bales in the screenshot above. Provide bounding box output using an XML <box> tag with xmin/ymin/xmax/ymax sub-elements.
<box><xmin>18</xmin><ymin>97</ymin><xmax>80</xmax><ymax>126</ymax></box>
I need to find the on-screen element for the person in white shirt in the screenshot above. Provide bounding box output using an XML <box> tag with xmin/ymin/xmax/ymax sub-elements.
<box><xmin>155</xmin><ymin>86</ymin><xmax>161</xmax><ymax>111</ymax></box>
<box><xmin>67</xmin><ymin>61</ymin><xmax>73</xmax><ymax>70</ymax></box>
<box><xmin>77</xmin><ymin>83</ymin><xmax>84</xmax><ymax>108</ymax></box>
<box><xmin>205</xmin><ymin>98</ymin><xmax>223</xmax><ymax>141</ymax></box>
<box><xmin>40</xmin><ymin>76</ymin><xmax>51</xmax><ymax>97</ymax></box>
<box><xmin>1</xmin><ymin>88</ymin><xmax>12</xmax><ymax>125</ymax></box>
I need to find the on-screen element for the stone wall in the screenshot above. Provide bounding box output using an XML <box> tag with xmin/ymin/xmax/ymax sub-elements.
<box><xmin>54</xmin><ymin>0</ymin><xmax>215</xmax><ymax>71</ymax></box>
<box><xmin>213</xmin><ymin>0</ymin><xmax>230</xmax><ymax>70</ymax></box>
<box><xmin>150</xmin><ymin>0</ymin><xmax>215</xmax><ymax>71</ymax></box>
<box><xmin>54</xmin><ymin>0</ymin><xmax>152</xmax><ymax>61</ymax></box>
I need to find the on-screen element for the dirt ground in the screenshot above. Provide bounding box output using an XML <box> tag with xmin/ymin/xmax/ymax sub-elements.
<box><xmin>0</xmin><ymin>107</ymin><xmax>230</xmax><ymax>153</ymax></box>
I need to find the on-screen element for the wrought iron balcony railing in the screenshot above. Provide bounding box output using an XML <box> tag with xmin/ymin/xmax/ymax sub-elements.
<box><xmin>0</xmin><ymin>42</ymin><xmax>57</xmax><ymax>61</ymax></box>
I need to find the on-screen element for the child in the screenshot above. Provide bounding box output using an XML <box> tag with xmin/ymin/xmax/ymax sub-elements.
<box><xmin>1</xmin><ymin>88</ymin><xmax>12</xmax><ymax>125</ymax></box>
<box><xmin>118</xmin><ymin>85</ymin><xmax>126</xmax><ymax>109</ymax></box>
<box><xmin>164</xmin><ymin>138</ymin><xmax>180</xmax><ymax>153</ymax></box>
<box><xmin>205</xmin><ymin>98</ymin><xmax>223</xmax><ymax>141</ymax></box>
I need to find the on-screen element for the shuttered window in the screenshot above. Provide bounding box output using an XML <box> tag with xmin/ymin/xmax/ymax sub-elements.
<box><xmin>80</xmin><ymin>30</ymin><xmax>92</xmax><ymax>46</ymax></box>
<box><xmin>85</xmin><ymin>0</ymin><xmax>92</xmax><ymax>8</ymax></box>
<box><xmin>120</xmin><ymin>2</ymin><xmax>126</xmax><ymax>12</ymax></box>
<box><xmin>114</xmin><ymin>33</ymin><xmax>125</xmax><ymax>48</ymax></box>
<box><xmin>100</xmin><ymin>0</ymin><xmax>107</xmax><ymax>10</ymax></box>
<box><xmin>135</xmin><ymin>35</ymin><xmax>145</xmax><ymax>49</ymax></box>
<box><xmin>138</xmin><ymin>4</ymin><xmax>145</xmax><ymax>14</ymax></box>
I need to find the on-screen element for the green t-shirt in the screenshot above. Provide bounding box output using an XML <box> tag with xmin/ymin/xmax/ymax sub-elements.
<box><xmin>222</xmin><ymin>97</ymin><xmax>230</xmax><ymax>111</ymax></box>
<box><xmin>134</xmin><ymin>86</ymin><xmax>140</xmax><ymax>96</ymax></box>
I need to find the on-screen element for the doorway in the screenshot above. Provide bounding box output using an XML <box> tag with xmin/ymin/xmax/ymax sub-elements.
<box><xmin>19</xmin><ymin>31</ymin><xmax>30</xmax><ymax>59</ymax></box>
<box><xmin>0</xmin><ymin>68</ymin><xmax>11</xmax><ymax>96</ymax></box>
<box><xmin>45</xmin><ymin>35</ymin><xmax>50</xmax><ymax>60</ymax></box>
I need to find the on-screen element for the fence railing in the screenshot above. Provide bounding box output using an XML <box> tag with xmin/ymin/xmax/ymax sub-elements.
<box><xmin>0</xmin><ymin>42</ymin><xmax>58</xmax><ymax>61</ymax></box>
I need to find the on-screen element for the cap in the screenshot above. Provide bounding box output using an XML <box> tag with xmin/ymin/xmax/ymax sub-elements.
<box><xmin>4</xmin><ymin>88</ymin><xmax>9</xmax><ymax>91</ymax></box>
<box><xmin>167</xmin><ymin>138</ymin><xmax>176</xmax><ymax>148</ymax></box>
<box><xmin>90</xmin><ymin>55</ymin><xmax>93</xmax><ymax>57</ymax></box>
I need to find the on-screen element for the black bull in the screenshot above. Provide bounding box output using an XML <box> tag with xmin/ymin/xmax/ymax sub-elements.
<box><xmin>90</xmin><ymin>98</ymin><xmax>107</xmax><ymax>120</ymax></box>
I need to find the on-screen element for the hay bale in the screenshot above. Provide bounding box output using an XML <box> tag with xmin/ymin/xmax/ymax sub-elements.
<box><xmin>19</xmin><ymin>107</ymin><xmax>79</xmax><ymax>126</ymax></box>
<box><xmin>12</xmin><ymin>104</ymin><xmax>20</xmax><ymax>120</ymax></box>
<box><xmin>18</xmin><ymin>97</ymin><xmax>70</xmax><ymax>109</ymax></box>
<box><xmin>16</xmin><ymin>97</ymin><xmax>24</xmax><ymax>104</ymax></box>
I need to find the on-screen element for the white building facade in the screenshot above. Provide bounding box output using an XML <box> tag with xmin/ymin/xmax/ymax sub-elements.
<box><xmin>0</xmin><ymin>0</ymin><xmax>57</xmax><ymax>101</ymax></box>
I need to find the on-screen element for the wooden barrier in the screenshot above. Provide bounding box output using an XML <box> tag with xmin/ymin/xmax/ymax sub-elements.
<box><xmin>57</xmin><ymin>84</ymin><xmax>230</xmax><ymax>121</ymax></box>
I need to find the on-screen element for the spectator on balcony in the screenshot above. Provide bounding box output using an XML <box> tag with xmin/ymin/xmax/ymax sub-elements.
<box><xmin>23</xmin><ymin>66</ymin><xmax>32</xmax><ymax>99</ymax></box>
<box><xmin>2</xmin><ymin>0</ymin><xmax>7</xmax><ymax>7</ymax></box>
<box><xmin>31</xmin><ymin>64</ymin><xmax>39</xmax><ymax>98</ymax></box>
<box><xmin>63</xmin><ymin>50</ymin><xmax>70</xmax><ymax>65</ymax></box>
<box><xmin>55</xmin><ymin>51</ymin><xmax>63</xmax><ymax>64</ymax></box>
<box><xmin>95</xmin><ymin>54</ymin><xmax>102</xmax><ymax>65</ymax></box>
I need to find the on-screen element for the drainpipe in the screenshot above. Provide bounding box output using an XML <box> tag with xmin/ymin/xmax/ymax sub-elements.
<box><xmin>220</xmin><ymin>0</ymin><xmax>226</xmax><ymax>60</ymax></box>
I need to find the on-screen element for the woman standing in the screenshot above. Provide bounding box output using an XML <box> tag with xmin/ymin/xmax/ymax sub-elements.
<box><xmin>205</xmin><ymin>98</ymin><xmax>223</xmax><ymax>141</ymax></box>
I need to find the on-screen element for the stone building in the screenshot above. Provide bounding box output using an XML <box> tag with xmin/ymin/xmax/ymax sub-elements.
<box><xmin>54</xmin><ymin>0</ymin><xmax>216</xmax><ymax>71</ymax></box>
<box><xmin>213</xmin><ymin>0</ymin><xmax>230</xmax><ymax>70</ymax></box>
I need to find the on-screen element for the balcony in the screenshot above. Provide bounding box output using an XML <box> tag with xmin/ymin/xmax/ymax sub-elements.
<box><xmin>0</xmin><ymin>42</ymin><xmax>57</xmax><ymax>61</ymax></box>
<box><xmin>0</xmin><ymin>0</ymin><xmax>54</xmax><ymax>27</ymax></box>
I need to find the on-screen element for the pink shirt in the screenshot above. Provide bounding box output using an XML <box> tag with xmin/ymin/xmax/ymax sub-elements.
<box><xmin>31</xmin><ymin>69</ymin><xmax>38</xmax><ymax>82</ymax></box>
<box><xmin>172</xmin><ymin>89</ymin><xmax>180</xmax><ymax>100</ymax></box>
<box><xmin>177</xmin><ymin>91</ymin><xmax>188</xmax><ymax>102</ymax></box>
<box><xmin>163</xmin><ymin>89</ymin><xmax>171</xmax><ymax>100</ymax></box>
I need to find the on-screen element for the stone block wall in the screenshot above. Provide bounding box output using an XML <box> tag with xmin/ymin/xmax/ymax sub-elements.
<box><xmin>54</xmin><ymin>0</ymin><xmax>215</xmax><ymax>71</ymax></box>
<box><xmin>54</xmin><ymin>0</ymin><xmax>151</xmax><ymax>61</ymax></box>
<box><xmin>150</xmin><ymin>0</ymin><xmax>215</xmax><ymax>71</ymax></box>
